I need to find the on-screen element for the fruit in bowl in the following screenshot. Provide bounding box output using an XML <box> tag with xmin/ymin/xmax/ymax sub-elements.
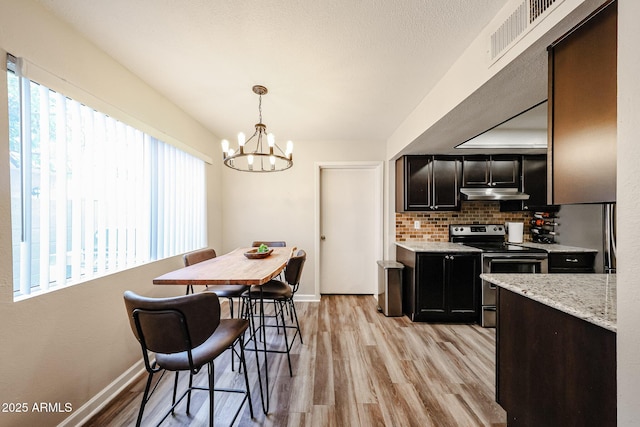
<box><xmin>257</xmin><ymin>244</ymin><xmax>269</xmax><ymax>253</ymax></box>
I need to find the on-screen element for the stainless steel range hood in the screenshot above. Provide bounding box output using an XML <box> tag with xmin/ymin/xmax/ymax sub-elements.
<box><xmin>460</xmin><ymin>187</ymin><xmax>530</xmax><ymax>201</ymax></box>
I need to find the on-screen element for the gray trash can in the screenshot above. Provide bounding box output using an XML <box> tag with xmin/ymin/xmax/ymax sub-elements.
<box><xmin>377</xmin><ymin>260</ymin><xmax>404</xmax><ymax>317</ymax></box>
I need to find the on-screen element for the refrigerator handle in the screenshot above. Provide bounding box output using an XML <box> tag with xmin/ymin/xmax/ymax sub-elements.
<box><xmin>604</xmin><ymin>203</ymin><xmax>616</xmax><ymax>273</ymax></box>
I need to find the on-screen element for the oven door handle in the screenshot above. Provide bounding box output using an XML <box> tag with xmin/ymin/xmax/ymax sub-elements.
<box><xmin>487</xmin><ymin>258</ymin><xmax>546</xmax><ymax>263</ymax></box>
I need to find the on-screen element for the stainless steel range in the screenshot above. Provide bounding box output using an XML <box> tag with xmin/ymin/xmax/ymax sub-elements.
<box><xmin>449</xmin><ymin>224</ymin><xmax>548</xmax><ymax>327</ymax></box>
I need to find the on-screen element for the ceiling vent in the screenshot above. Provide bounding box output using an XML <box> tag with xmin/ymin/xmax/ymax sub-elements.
<box><xmin>490</xmin><ymin>0</ymin><xmax>565</xmax><ymax>63</ymax></box>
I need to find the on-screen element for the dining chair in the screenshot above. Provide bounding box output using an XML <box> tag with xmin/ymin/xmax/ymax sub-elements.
<box><xmin>183</xmin><ymin>248</ymin><xmax>248</xmax><ymax>318</ymax></box>
<box><xmin>123</xmin><ymin>290</ymin><xmax>253</xmax><ymax>427</ymax></box>
<box><xmin>251</xmin><ymin>240</ymin><xmax>286</xmax><ymax>247</ymax></box>
<box><xmin>242</xmin><ymin>249</ymin><xmax>306</xmax><ymax>376</ymax></box>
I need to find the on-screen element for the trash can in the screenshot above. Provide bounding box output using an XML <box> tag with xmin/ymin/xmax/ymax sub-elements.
<box><xmin>377</xmin><ymin>260</ymin><xmax>404</xmax><ymax>317</ymax></box>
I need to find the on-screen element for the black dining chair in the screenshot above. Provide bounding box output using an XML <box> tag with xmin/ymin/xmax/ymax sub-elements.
<box><xmin>242</xmin><ymin>249</ymin><xmax>306</xmax><ymax>377</ymax></box>
<box><xmin>251</xmin><ymin>240</ymin><xmax>286</xmax><ymax>248</ymax></box>
<box><xmin>123</xmin><ymin>290</ymin><xmax>253</xmax><ymax>427</ymax></box>
<box><xmin>184</xmin><ymin>248</ymin><xmax>248</xmax><ymax>318</ymax></box>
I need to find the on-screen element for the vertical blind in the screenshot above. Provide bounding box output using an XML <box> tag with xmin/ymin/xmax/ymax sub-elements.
<box><xmin>7</xmin><ymin>58</ymin><xmax>206</xmax><ymax>299</ymax></box>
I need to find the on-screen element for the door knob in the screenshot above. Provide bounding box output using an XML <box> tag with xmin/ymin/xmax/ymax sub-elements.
<box><xmin>320</xmin><ymin>235</ymin><xmax>326</xmax><ymax>240</ymax></box>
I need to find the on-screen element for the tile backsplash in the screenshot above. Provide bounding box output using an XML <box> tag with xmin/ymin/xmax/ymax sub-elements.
<box><xmin>396</xmin><ymin>201</ymin><xmax>533</xmax><ymax>242</ymax></box>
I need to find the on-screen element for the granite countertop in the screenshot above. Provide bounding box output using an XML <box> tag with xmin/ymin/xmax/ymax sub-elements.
<box><xmin>395</xmin><ymin>241</ymin><xmax>482</xmax><ymax>253</ymax></box>
<box><xmin>518</xmin><ymin>242</ymin><xmax>598</xmax><ymax>253</ymax></box>
<box><xmin>481</xmin><ymin>273</ymin><xmax>616</xmax><ymax>332</ymax></box>
<box><xmin>396</xmin><ymin>241</ymin><xmax>596</xmax><ymax>253</ymax></box>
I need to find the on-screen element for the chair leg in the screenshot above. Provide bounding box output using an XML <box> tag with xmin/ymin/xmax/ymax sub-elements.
<box><xmin>288</xmin><ymin>298</ymin><xmax>294</xmax><ymax>321</ymax></box>
<box><xmin>171</xmin><ymin>372</ymin><xmax>179</xmax><ymax>414</ymax></box>
<box><xmin>135</xmin><ymin>371</ymin><xmax>154</xmax><ymax>427</ymax></box>
<box><xmin>228</xmin><ymin>297</ymin><xmax>237</xmax><ymax>372</ymax></box>
<box><xmin>186</xmin><ymin>372</ymin><xmax>193</xmax><ymax>414</ymax></box>
<box><xmin>273</xmin><ymin>301</ymin><xmax>279</xmax><ymax>329</ymax></box>
<box><xmin>290</xmin><ymin>298</ymin><xmax>304</xmax><ymax>345</ymax></box>
<box><xmin>208</xmin><ymin>361</ymin><xmax>215</xmax><ymax>427</ymax></box>
<box><xmin>228</xmin><ymin>297</ymin><xmax>235</xmax><ymax>318</ymax></box>
<box><xmin>278</xmin><ymin>300</ymin><xmax>293</xmax><ymax>377</ymax></box>
<box><xmin>239</xmin><ymin>335</ymin><xmax>254</xmax><ymax>418</ymax></box>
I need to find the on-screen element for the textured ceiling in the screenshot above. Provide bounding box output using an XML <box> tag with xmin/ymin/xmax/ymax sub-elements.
<box><xmin>34</xmin><ymin>0</ymin><xmax>511</xmax><ymax>147</ymax></box>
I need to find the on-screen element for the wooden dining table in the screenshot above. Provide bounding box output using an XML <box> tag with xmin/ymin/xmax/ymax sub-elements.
<box><xmin>153</xmin><ymin>246</ymin><xmax>292</xmax><ymax>413</ymax></box>
<box><xmin>153</xmin><ymin>246</ymin><xmax>290</xmax><ymax>287</ymax></box>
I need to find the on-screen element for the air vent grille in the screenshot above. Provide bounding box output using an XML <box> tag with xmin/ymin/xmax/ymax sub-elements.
<box><xmin>530</xmin><ymin>0</ymin><xmax>559</xmax><ymax>22</ymax></box>
<box><xmin>490</xmin><ymin>0</ymin><xmax>564</xmax><ymax>63</ymax></box>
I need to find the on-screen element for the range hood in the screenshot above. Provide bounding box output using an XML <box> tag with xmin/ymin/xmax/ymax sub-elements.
<box><xmin>460</xmin><ymin>187</ymin><xmax>530</xmax><ymax>201</ymax></box>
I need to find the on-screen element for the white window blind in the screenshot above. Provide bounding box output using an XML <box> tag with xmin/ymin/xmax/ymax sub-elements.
<box><xmin>7</xmin><ymin>56</ymin><xmax>206</xmax><ymax>299</ymax></box>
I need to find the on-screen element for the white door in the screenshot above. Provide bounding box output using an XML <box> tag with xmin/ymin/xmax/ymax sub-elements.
<box><xmin>318</xmin><ymin>164</ymin><xmax>382</xmax><ymax>294</ymax></box>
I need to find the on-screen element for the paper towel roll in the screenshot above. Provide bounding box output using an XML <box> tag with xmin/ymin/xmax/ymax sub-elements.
<box><xmin>507</xmin><ymin>222</ymin><xmax>524</xmax><ymax>243</ymax></box>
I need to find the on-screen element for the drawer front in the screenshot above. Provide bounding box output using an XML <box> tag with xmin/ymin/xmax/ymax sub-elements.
<box><xmin>548</xmin><ymin>252</ymin><xmax>595</xmax><ymax>272</ymax></box>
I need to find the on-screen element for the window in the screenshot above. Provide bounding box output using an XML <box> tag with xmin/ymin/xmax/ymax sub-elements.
<box><xmin>7</xmin><ymin>56</ymin><xmax>206</xmax><ymax>300</ymax></box>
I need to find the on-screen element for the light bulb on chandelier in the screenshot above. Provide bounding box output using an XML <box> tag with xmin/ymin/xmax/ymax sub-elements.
<box><xmin>220</xmin><ymin>85</ymin><xmax>293</xmax><ymax>172</ymax></box>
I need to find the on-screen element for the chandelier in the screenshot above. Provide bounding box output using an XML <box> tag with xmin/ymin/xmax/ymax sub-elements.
<box><xmin>221</xmin><ymin>85</ymin><xmax>293</xmax><ymax>172</ymax></box>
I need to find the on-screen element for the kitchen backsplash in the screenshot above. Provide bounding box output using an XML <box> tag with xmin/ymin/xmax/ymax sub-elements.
<box><xmin>396</xmin><ymin>201</ymin><xmax>533</xmax><ymax>242</ymax></box>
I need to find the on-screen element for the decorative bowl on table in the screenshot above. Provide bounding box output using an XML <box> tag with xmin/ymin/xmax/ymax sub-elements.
<box><xmin>244</xmin><ymin>248</ymin><xmax>273</xmax><ymax>259</ymax></box>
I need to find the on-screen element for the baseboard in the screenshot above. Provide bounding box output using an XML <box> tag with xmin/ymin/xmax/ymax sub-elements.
<box><xmin>58</xmin><ymin>359</ymin><xmax>146</xmax><ymax>427</ymax></box>
<box><xmin>293</xmin><ymin>293</ymin><xmax>321</xmax><ymax>302</ymax></box>
<box><xmin>293</xmin><ymin>294</ymin><xmax>376</xmax><ymax>302</ymax></box>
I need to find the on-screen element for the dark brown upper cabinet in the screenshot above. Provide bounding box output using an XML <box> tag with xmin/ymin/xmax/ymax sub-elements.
<box><xmin>500</xmin><ymin>155</ymin><xmax>556</xmax><ymax>212</ymax></box>
<box><xmin>396</xmin><ymin>156</ymin><xmax>431</xmax><ymax>211</ymax></box>
<box><xmin>432</xmin><ymin>157</ymin><xmax>462</xmax><ymax>210</ymax></box>
<box><xmin>462</xmin><ymin>155</ymin><xmax>520</xmax><ymax>188</ymax></box>
<box><xmin>521</xmin><ymin>155</ymin><xmax>548</xmax><ymax>209</ymax></box>
<box><xmin>548</xmin><ymin>0</ymin><xmax>617</xmax><ymax>204</ymax></box>
<box><xmin>396</xmin><ymin>155</ymin><xmax>461</xmax><ymax>212</ymax></box>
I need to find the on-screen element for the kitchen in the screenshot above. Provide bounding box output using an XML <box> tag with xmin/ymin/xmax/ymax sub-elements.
<box><xmin>395</xmin><ymin>2</ymin><xmax>618</xmax><ymax>424</ymax></box>
<box><xmin>0</xmin><ymin>1</ymin><xmax>639</xmax><ymax>426</ymax></box>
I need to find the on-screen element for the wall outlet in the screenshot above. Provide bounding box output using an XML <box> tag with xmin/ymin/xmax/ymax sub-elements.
<box><xmin>414</xmin><ymin>220</ymin><xmax>420</xmax><ymax>229</ymax></box>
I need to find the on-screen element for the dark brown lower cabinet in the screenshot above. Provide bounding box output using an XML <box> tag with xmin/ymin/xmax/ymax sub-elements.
<box><xmin>496</xmin><ymin>287</ymin><xmax>616</xmax><ymax>427</ymax></box>
<box><xmin>397</xmin><ymin>246</ymin><xmax>479</xmax><ymax>322</ymax></box>
<box><xmin>548</xmin><ymin>251</ymin><xmax>596</xmax><ymax>273</ymax></box>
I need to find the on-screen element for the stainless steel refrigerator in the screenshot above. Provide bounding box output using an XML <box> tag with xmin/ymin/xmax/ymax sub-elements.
<box><xmin>555</xmin><ymin>203</ymin><xmax>616</xmax><ymax>273</ymax></box>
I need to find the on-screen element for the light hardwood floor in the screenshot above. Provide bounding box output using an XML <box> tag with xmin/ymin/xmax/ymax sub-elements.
<box><xmin>85</xmin><ymin>295</ymin><xmax>507</xmax><ymax>426</ymax></box>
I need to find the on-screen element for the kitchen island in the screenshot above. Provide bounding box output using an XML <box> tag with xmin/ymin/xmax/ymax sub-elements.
<box><xmin>482</xmin><ymin>273</ymin><xmax>616</xmax><ymax>427</ymax></box>
<box><xmin>396</xmin><ymin>242</ymin><xmax>481</xmax><ymax>322</ymax></box>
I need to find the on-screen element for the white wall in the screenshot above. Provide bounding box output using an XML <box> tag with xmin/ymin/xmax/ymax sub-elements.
<box><xmin>221</xmin><ymin>139</ymin><xmax>386</xmax><ymax>299</ymax></box>
<box><xmin>0</xmin><ymin>1</ymin><xmax>223</xmax><ymax>425</ymax></box>
<box><xmin>617</xmin><ymin>1</ymin><xmax>640</xmax><ymax>424</ymax></box>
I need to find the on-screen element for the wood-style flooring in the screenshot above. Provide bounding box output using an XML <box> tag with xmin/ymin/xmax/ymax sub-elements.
<box><xmin>85</xmin><ymin>295</ymin><xmax>507</xmax><ymax>426</ymax></box>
